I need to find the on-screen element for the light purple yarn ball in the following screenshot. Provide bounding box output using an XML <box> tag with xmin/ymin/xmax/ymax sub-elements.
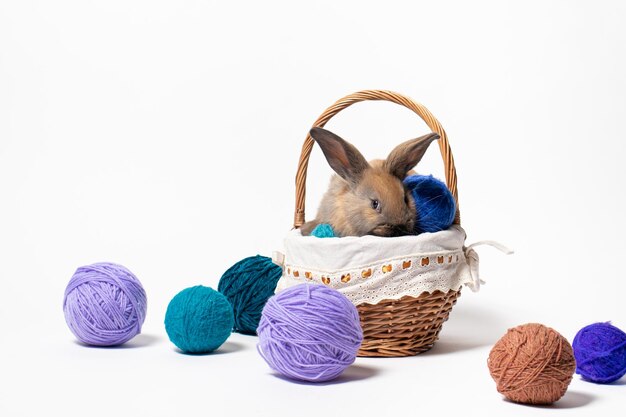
<box><xmin>63</xmin><ymin>262</ymin><xmax>147</xmax><ymax>346</ymax></box>
<box><xmin>257</xmin><ymin>284</ymin><xmax>363</xmax><ymax>382</ymax></box>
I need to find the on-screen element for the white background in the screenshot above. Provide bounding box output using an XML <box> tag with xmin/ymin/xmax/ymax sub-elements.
<box><xmin>1</xmin><ymin>1</ymin><xmax>625</xmax><ymax>416</ymax></box>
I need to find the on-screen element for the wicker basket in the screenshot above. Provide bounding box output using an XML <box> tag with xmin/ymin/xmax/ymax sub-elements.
<box><xmin>284</xmin><ymin>90</ymin><xmax>465</xmax><ymax>357</ymax></box>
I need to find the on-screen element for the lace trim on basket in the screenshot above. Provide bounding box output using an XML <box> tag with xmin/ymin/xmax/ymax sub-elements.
<box><xmin>273</xmin><ymin>241</ymin><xmax>512</xmax><ymax>305</ymax></box>
<box><xmin>284</xmin><ymin>250</ymin><xmax>462</xmax><ymax>285</ymax></box>
<box><xmin>275</xmin><ymin>249</ymin><xmax>470</xmax><ymax>305</ymax></box>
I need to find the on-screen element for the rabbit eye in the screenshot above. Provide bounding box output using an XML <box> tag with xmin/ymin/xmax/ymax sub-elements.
<box><xmin>370</xmin><ymin>199</ymin><xmax>381</xmax><ymax>212</ymax></box>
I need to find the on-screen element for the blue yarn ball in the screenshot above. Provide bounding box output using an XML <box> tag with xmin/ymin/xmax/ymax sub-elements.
<box><xmin>164</xmin><ymin>286</ymin><xmax>234</xmax><ymax>354</ymax></box>
<box><xmin>403</xmin><ymin>175</ymin><xmax>456</xmax><ymax>234</ymax></box>
<box><xmin>311</xmin><ymin>223</ymin><xmax>336</xmax><ymax>238</ymax></box>
<box><xmin>572</xmin><ymin>322</ymin><xmax>626</xmax><ymax>384</ymax></box>
<box><xmin>218</xmin><ymin>255</ymin><xmax>282</xmax><ymax>335</ymax></box>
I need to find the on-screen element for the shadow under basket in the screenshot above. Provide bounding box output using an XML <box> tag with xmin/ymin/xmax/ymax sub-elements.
<box><xmin>279</xmin><ymin>90</ymin><xmax>470</xmax><ymax>358</ymax></box>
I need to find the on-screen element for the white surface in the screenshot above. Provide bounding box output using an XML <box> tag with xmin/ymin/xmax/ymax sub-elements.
<box><xmin>1</xmin><ymin>1</ymin><xmax>625</xmax><ymax>416</ymax></box>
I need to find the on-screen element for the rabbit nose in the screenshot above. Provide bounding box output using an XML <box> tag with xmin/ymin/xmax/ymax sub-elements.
<box><xmin>389</xmin><ymin>225</ymin><xmax>410</xmax><ymax>237</ymax></box>
<box><xmin>370</xmin><ymin>224</ymin><xmax>411</xmax><ymax>237</ymax></box>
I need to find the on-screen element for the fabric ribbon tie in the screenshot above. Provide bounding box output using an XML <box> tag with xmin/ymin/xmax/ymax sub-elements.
<box><xmin>272</xmin><ymin>251</ymin><xmax>285</xmax><ymax>270</ymax></box>
<box><xmin>463</xmin><ymin>240</ymin><xmax>513</xmax><ymax>292</ymax></box>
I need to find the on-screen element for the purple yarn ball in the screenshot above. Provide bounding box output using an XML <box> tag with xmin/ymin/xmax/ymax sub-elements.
<box><xmin>63</xmin><ymin>262</ymin><xmax>147</xmax><ymax>346</ymax></box>
<box><xmin>257</xmin><ymin>284</ymin><xmax>363</xmax><ymax>382</ymax></box>
<box><xmin>572</xmin><ymin>322</ymin><xmax>626</xmax><ymax>384</ymax></box>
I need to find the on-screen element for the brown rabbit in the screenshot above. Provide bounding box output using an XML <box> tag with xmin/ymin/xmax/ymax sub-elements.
<box><xmin>300</xmin><ymin>127</ymin><xmax>440</xmax><ymax>237</ymax></box>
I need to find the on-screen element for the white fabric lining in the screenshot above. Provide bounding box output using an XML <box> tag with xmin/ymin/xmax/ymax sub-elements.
<box><xmin>274</xmin><ymin>225</ymin><xmax>511</xmax><ymax>305</ymax></box>
<box><xmin>275</xmin><ymin>225</ymin><xmax>475</xmax><ymax>305</ymax></box>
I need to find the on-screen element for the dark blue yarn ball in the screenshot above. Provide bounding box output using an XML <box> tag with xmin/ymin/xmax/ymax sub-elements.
<box><xmin>572</xmin><ymin>322</ymin><xmax>626</xmax><ymax>384</ymax></box>
<box><xmin>403</xmin><ymin>175</ymin><xmax>456</xmax><ymax>234</ymax></box>
<box><xmin>218</xmin><ymin>255</ymin><xmax>282</xmax><ymax>335</ymax></box>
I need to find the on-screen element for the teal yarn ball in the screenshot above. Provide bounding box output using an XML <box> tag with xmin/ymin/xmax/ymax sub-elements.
<box><xmin>164</xmin><ymin>286</ymin><xmax>234</xmax><ymax>354</ymax></box>
<box><xmin>311</xmin><ymin>223</ymin><xmax>336</xmax><ymax>238</ymax></box>
<box><xmin>218</xmin><ymin>255</ymin><xmax>282</xmax><ymax>335</ymax></box>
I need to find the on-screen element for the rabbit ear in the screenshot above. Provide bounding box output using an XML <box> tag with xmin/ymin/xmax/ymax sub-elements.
<box><xmin>385</xmin><ymin>132</ymin><xmax>439</xmax><ymax>179</ymax></box>
<box><xmin>309</xmin><ymin>127</ymin><xmax>370</xmax><ymax>184</ymax></box>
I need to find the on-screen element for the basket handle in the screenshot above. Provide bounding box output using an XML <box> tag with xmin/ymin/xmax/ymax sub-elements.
<box><xmin>294</xmin><ymin>89</ymin><xmax>460</xmax><ymax>228</ymax></box>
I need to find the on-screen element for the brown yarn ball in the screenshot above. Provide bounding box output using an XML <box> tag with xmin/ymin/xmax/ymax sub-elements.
<box><xmin>487</xmin><ymin>323</ymin><xmax>576</xmax><ymax>405</ymax></box>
